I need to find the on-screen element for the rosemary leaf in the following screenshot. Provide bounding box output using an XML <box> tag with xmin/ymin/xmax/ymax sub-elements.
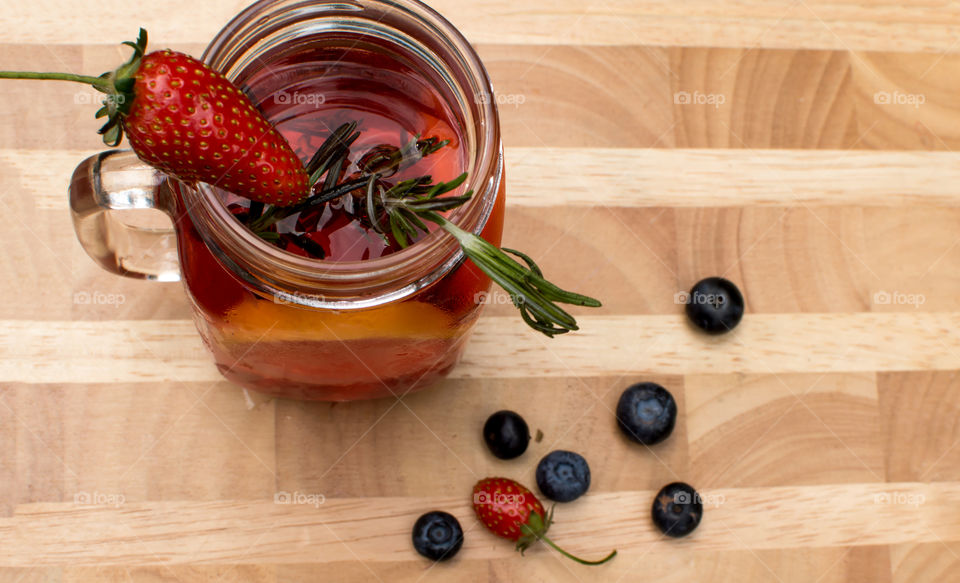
<box><xmin>389</xmin><ymin>213</ymin><xmax>409</xmax><ymax>247</ymax></box>
<box><xmin>305</xmin><ymin>121</ymin><xmax>357</xmax><ymax>177</ymax></box>
<box><xmin>366</xmin><ymin>175</ymin><xmax>383</xmax><ymax>233</ymax></box>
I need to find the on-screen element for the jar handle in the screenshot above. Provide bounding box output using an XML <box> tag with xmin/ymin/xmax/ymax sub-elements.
<box><xmin>69</xmin><ymin>150</ymin><xmax>181</xmax><ymax>281</ymax></box>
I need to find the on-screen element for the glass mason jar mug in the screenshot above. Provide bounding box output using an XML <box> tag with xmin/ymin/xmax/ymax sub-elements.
<box><xmin>69</xmin><ymin>0</ymin><xmax>504</xmax><ymax>401</ymax></box>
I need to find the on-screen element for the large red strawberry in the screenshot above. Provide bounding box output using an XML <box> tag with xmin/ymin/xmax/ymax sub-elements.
<box><xmin>0</xmin><ymin>29</ymin><xmax>308</xmax><ymax>206</ymax></box>
<box><xmin>472</xmin><ymin>477</ymin><xmax>616</xmax><ymax>565</ymax></box>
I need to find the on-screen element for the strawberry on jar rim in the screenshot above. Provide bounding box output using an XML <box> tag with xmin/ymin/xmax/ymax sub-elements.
<box><xmin>0</xmin><ymin>29</ymin><xmax>309</xmax><ymax>207</ymax></box>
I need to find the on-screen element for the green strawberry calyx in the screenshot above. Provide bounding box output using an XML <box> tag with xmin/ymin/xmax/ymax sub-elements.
<box><xmin>94</xmin><ymin>29</ymin><xmax>148</xmax><ymax>146</ymax></box>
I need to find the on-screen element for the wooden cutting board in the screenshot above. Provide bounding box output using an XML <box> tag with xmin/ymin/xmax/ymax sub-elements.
<box><xmin>2</xmin><ymin>1</ymin><xmax>960</xmax><ymax>581</ymax></box>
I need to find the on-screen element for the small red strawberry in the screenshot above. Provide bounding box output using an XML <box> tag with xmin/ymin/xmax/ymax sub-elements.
<box><xmin>0</xmin><ymin>29</ymin><xmax>309</xmax><ymax>206</ymax></box>
<box><xmin>472</xmin><ymin>477</ymin><xmax>616</xmax><ymax>565</ymax></box>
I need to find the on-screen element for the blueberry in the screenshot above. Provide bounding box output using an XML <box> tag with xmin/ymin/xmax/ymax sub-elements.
<box><xmin>684</xmin><ymin>277</ymin><xmax>744</xmax><ymax>334</ymax></box>
<box><xmin>536</xmin><ymin>450</ymin><xmax>591</xmax><ymax>502</ymax></box>
<box><xmin>651</xmin><ymin>482</ymin><xmax>703</xmax><ymax>538</ymax></box>
<box><xmin>412</xmin><ymin>511</ymin><xmax>464</xmax><ymax>561</ymax></box>
<box><xmin>483</xmin><ymin>410</ymin><xmax>530</xmax><ymax>459</ymax></box>
<box><xmin>616</xmin><ymin>382</ymin><xmax>677</xmax><ymax>445</ymax></box>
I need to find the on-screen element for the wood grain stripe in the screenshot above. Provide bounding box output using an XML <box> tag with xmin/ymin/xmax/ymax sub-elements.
<box><xmin>0</xmin><ymin>150</ymin><xmax>93</xmax><ymax>209</ymax></box>
<box><xmin>508</xmin><ymin>148</ymin><xmax>960</xmax><ymax>207</ymax></box>
<box><xmin>0</xmin><ymin>482</ymin><xmax>956</xmax><ymax>565</ymax></box>
<box><xmin>4</xmin><ymin>313</ymin><xmax>960</xmax><ymax>383</ymax></box>
<box><xmin>10</xmin><ymin>148</ymin><xmax>960</xmax><ymax>210</ymax></box>
<box><xmin>0</xmin><ymin>546</ymin><xmax>893</xmax><ymax>583</ymax></box>
<box><xmin>3</xmin><ymin>1</ymin><xmax>960</xmax><ymax>52</ymax></box>
<box><xmin>9</xmin><ymin>45</ymin><xmax>960</xmax><ymax>151</ymax></box>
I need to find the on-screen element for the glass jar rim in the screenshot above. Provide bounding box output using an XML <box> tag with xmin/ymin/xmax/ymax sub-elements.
<box><xmin>187</xmin><ymin>0</ymin><xmax>501</xmax><ymax>309</ymax></box>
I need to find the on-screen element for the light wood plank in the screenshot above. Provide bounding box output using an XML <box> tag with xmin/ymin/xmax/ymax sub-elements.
<box><xmin>463</xmin><ymin>313</ymin><xmax>960</xmax><ymax>376</ymax></box>
<box><xmin>0</xmin><ymin>320</ymin><xmax>221</xmax><ymax>384</ymax></box>
<box><xmin>4</xmin><ymin>1</ymin><xmax>960</xmax><ymax>52</ymax></box>
<box><xmin>0</xmin><ymin>546</ymin><xmax>895</xmax><ymax>583</ymax></box>
<box><xmin>0</xmin><ymin>483</ymin><xmax>955</xmax><ymax>566</ymax></box>
<box><xmin>509</xmin><ymin>148</ymin><xmax>960</xmax><ymax>207</ymax></box>
<box><xmin>4</xmin><ymin>313</ymin><xmax>960</xmax><ymax>384</ymax></box>
<box><xmin>5</xmin><ymin>546</ymin><xmax>891</xmax><ymax>582</ymax></box>
<box><xmin>1</xmin><ymin>149</ymin><xmax>99</xmax><ymax>209</ymax></box>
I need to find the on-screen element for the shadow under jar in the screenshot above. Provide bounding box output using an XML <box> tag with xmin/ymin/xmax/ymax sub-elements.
<box><xmin>69</xmin><ymin>0</ymin><xmax>504</xmax><ymax>401</ymax></box>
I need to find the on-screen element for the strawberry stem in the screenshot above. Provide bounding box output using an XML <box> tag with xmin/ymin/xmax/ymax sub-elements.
<box><xmin>519</xmin><ymin>511</ymin><xmax>617</xmax><ymax>566</ymax></box>
<box><xmin>0</xmin><ymin>71</ymin><xmax>113</xmax><ymax>93</ymax></box>
<box><xmin>537</xmin><ymin>535</ymin><xmax>617</xmax><ymax>566</ymax></box>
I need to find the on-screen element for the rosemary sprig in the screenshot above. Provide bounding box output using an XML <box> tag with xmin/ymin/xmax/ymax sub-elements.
<box><xmin>246</xmin><ymin>121</ymin><xmax>601</xmax><ymax>336</ymax></box>
<box><xmin>367</xmin><ymin>172</ymin><xmax>473</xmax><ymax>246</ymax></box>
<box><xmin>360</xmin><ymin>136</ymin><xmax>449</xmax><ymax>176</ymax></box>
<box><xmin>248</xmin><ymin>124</ymin><xmax>449</xmax><ymax>233</ymax></box>
<box><xmin>358</xmin><ymin>142</ymin><xmax>601</xmax><ymax>336</ymax></box>
<box><xmin>421</xmin><ymin>211</ymin><xmax>601</xmax><ymax>337</ymax></box>
<box><xmin>248</xmin><ymin>177</ymin><xmax>369</xmax><ymax>232</ymax></box>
